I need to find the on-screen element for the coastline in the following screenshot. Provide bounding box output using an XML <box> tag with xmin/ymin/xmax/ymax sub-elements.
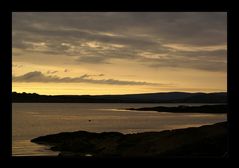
<box><xmin>126</xmin><ymin>104</ymin><xmax>227</xmax><ymax>114</ymax></box>
<box><xmin>31</xmin><ymin>122</ymin><xmax>227</xmax><ymax>158</ymax></box>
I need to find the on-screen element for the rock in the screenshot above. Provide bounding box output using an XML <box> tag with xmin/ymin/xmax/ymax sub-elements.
<box><xmin>31</xmin><ymin>122</ymin><xmax>227</xmax><ymax>158</ymax></box>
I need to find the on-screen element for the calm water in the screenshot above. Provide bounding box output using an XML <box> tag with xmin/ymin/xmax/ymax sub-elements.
<box><xmin>12</xmin><ymin>103</ymin><xmax>227</xmax><ymax>156</ymax></box>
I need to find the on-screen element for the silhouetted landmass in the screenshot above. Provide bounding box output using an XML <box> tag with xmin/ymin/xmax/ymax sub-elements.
<box><xmin>126</xmin><ymin>104</ymin><xmax>227</xmax><ymax>114</ymax></box>
<box><xmin>12</xmin><ymin>92</ymin><xmax>227</xmax><ymax>103</ymax></box>
<box><xmin>31</xmin><ymin>122</ymin><xmax>227</xmax><ymax>158</ymax></box>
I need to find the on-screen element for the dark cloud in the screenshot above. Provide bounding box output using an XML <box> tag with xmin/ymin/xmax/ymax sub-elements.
<box><xmin>141</xmin><ymin>56</ymin><xmax>227</xmax><ymax>72</ymax></box>
<box><xmin>12</xmin><ymin>12</ymin><xmax>226</xmax><ymax>46</ymax></box>
<box><xmin>47</xmin><ymin>70</ymin><xmax>58</xmax><ymax>74</ymax></box>
<box><xmin>12</xmin><ymin>12</ymin><xmax>227</xmax><ymax>72</ymax></box>
<box><xmin>176</xmin><ymin>49</ymin><xmax>227</xmax><ymax>58</ymax></box>
<box><xmin>81</xmin><ymin>74</ymin><xmax>105</xmax><ymax>78</ymax></box>
<box><xmin>76</xmin><ymin>56</ymin><xmax>110</xmax><ymax>64</ymax></box>
<box><xmin>13</xmin><ymin>71</ymin><xmax>164</xmax><ymax>86</ymax></box>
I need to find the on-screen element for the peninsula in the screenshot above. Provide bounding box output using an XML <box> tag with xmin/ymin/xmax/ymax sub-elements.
<box><xmin>31</xmin><ymin>122</ymin><xmax>227</xmax><ymax>158</ymax></box>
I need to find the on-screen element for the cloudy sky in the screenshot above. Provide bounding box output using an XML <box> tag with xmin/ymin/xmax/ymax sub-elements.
<box><xmin>12</xmin><ymin>12</ymin><xmax>227</xmax><ymax>95</ymax></box>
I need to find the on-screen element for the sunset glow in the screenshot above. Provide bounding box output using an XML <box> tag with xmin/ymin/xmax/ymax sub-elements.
<box><xmin>12</xmin><ymin>12</ymin><xmax>227</xmax><ymax>95</ymax></box>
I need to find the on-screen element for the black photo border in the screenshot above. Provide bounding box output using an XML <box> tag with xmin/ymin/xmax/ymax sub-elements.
<box><xmin>0</xmin><ymin>0</ymin><xmax>238</xmax><ymax>166</ymax></box>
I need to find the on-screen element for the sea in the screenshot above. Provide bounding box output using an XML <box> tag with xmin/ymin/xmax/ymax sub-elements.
<box><xmin>12</xmin><ymin>103</ymin><xmax>227</xmax><ymax>156</ymax></box>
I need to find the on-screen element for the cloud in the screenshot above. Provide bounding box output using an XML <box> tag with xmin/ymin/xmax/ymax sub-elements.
<box><xmin>12</xmin><ymin>71</ymin><xmax>164</xmax><ymax>86</ymax></box>
<box><xmin>81</xmin><ymin>74</ymin><xmax>105</xmax><ymax>78</ymax></box>
<box><xmin>12</xmin><ymin>12</ymin><xmax>226</xmax><ymax>46</ymax></box>
<box><xmin>76</xmin><ymin>55</ymin><xmax>110</xmax><ymax>64</ymax></box>
<box><xmin>140</xmin><ymin>55</ymin><xmax>227</xmax><ymax>72</ymax></box>
<box><xmin>47</xmin><ymin>70</ymin><xmax>58</xmax><ymax>74</ymax></box>
<box><xmin>12</xmin><ymin>12</ymin><xmax>227</xmax><ymax>72</ymax></box>
<box><xmin>13</xmin><ymin>64</ymin><xmax>23</xmax><ymax>68</ymax></box>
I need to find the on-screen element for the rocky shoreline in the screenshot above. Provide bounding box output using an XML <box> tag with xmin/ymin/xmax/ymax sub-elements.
<box><xmin>31</xmin><ymin>122</ymin><xmax>227</xmax><ymax>158</ymax></box>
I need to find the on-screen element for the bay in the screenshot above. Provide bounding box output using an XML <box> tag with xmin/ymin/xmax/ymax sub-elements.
<box><xmin>12</xmin><ymin>103</ymin><xmax>227</xmax><ymax>156</ymax></box>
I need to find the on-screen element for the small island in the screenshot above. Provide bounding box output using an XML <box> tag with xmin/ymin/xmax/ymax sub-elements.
<box><xmin>126</xmin><ymin>104</ymin><xmax>227</xmax><ymax>114</ymax></box>
<box><xmin>31</xmin><ymin>122</ymin><xmax>227</xmax><ymax>158</ymax></box>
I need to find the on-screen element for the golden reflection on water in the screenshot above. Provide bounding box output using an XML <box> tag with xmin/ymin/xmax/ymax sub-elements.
<box><xmin>12</xmin><ymin>140</ymin><xmax>59</xmax><ymax>156</ymax></box>
<box><xmin>12</xmin><ymin>103</ymin><xmax>227</xmax><ymax>156</ymax></box>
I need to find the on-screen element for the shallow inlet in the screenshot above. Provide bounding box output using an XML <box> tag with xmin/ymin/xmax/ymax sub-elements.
<box><xmin>12</xmin><ymin>140</ymin><xmax>59</xmax><ymax>156</ymax></box>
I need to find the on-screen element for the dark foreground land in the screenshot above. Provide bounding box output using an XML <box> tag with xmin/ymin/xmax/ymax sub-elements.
<box><xmin>31</xmin><ymin>122</ymin><xmax>227</xmax><ymax>158</ymax></box>
<box><xmin>126</xmin><ymin>104</ymin><xmax>227</xmax><ymax>114</ymax></box>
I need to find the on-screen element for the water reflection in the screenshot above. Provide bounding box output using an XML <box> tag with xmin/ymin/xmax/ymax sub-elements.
<box><xmin>12</xmin><ymin>103</ymin><xmax>227</xmax><ymax>156</ymax></box>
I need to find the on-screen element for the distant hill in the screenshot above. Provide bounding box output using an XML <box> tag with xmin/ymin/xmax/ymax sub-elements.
<box><xmin>12</xmin><ymin>92</ymin><xmax>227</xmax><ymax>103</ymax></box>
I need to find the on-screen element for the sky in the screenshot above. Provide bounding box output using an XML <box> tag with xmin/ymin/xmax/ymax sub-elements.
<box><xmin>12</xmin><ymin>12</ymin><xmax>227</xmax><ymax>95</ymax></box>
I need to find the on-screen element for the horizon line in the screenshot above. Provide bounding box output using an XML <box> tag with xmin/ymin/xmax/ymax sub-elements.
<box><xmin>12</xmin><ymin>91</ymin><xmax>227</xmax><ymax>97</ymax></box>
